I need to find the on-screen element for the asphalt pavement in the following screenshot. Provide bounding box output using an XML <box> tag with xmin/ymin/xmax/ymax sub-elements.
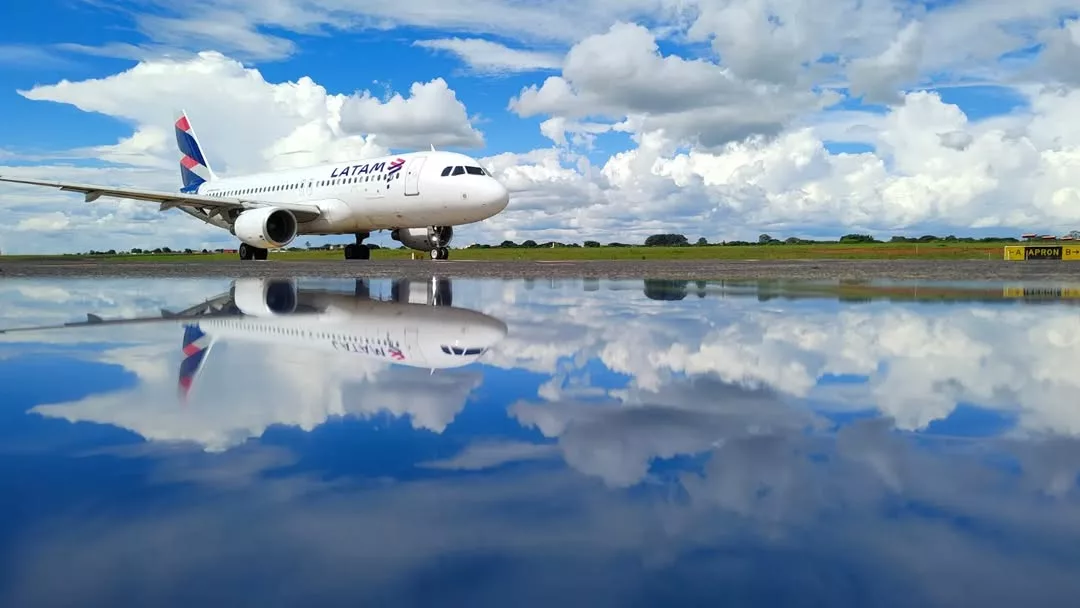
<box><xmin>3</xmin><ymin>258</ymin><xmax>1080</xmax><ymax>281</ymax></box>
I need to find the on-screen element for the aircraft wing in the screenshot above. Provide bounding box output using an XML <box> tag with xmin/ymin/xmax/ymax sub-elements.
<box><xmin>0</xmin><ymin>291</ymin><xmax>241</xmax><ymax>335</ymax></box>
<box><xmin>0</xmin><ymin>287</ymin><xmax>335</xmax><ymax>335</ymax></box>
<box><xmin>0</xmin><ymin>175</ymin><xmax>322</xmax><ymax>223</ymax></box>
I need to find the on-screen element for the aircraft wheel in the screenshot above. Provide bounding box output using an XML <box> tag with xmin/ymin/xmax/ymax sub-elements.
<box><xmin>239</xmin><ymin>243</ymin><xmax>254</xmax><ymax>260</ymax></box>
<box><xmin>254</xmin><ymin>247</ymin><xmax>268</xmax><ymax>260</ymax></box>
<box><xmin>345</xmin><ymin>244</ymin><xmax>370</xmax><ymax>260</ymax></box>
<box><xmin>439</xmin><ymin>247</ymin><xmax>449</xmax><ymax>260</ymax></box>
<box><xmin>430</xmin><ymin>248</ymin><xmax>440</xmax><ymax>260</ymax></box>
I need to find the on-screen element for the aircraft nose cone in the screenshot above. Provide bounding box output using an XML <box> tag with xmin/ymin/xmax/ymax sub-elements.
<box><xmin>483</xmin><ymin>317</ymin><xmax>509</xmax><ymax>343</ymax></box>
<box><xmin>483</xmin><ymin>178</ymin><xmax>510</xmax><ymax>212</ymax></box>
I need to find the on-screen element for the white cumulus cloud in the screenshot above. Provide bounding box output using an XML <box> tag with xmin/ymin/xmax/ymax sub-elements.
<box><xmin>5</xmin><ymin>0</ymin><xmax>1080</xmax><ymax>251</ymax></box>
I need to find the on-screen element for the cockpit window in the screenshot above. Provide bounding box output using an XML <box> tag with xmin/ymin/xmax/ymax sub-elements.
<box><xmin>441</xmin><ymin>345</ymin><xmax>486</xmax><ymax>355</ymax></box>
<box><xmin>465</xmin><ymin>166</ymin><xmax>485</xmax><ymax>175</ymax></box>
<box><xmin>451</xmin><ymin>166</ymin><xmax>465</xmax><ymax>176</ymax></box>
<box><xmin>441</xmin><ymin>166</ymin><xmax>452</xmax><ymax>176</ymax></box>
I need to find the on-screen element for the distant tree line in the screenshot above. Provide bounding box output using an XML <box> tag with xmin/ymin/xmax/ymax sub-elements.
<box><xmin>477</xmin><ymin>232</ymin><xmax>1023</xmax><ymax>249</ymax></box>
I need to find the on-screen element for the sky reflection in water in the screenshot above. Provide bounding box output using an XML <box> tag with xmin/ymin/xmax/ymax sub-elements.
<box><xmin>1</xmin><ymin>276</ymin><xmax>1080</xmax><ymax>607</ymax></box>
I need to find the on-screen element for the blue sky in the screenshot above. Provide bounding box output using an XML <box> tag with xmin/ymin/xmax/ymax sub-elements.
<box><xmin>1</xmin><ymin>0</ymin><xmax>1080</xmax><ymax>253</ymax></box>
<box><xmin>0</xmin><ymin>1</ymin><xmax>559</xmax><ymax>156</ymax></box>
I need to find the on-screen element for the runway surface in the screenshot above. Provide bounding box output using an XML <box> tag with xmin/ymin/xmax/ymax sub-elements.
<box><xmin>4</xmin><ymin>258</ymin><xmax>1080</xmax><ymax>281</ymax></box>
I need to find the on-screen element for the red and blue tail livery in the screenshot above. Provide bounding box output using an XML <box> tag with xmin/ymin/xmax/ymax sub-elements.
<box><xmin>174</xmin><ymin>110</ymin><xmax>216</xmax><ymax>193</ymax></box>
<box><xmin>178</xmin><ymin>323</ymin><xmax>211</xmax><ymax>399</ymax></box>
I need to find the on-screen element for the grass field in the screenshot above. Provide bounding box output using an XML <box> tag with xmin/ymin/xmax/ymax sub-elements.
<box><xmin>0</xmin><ymin>241</ymin><xmax>1026</xmax><ymax>262</ymax></box>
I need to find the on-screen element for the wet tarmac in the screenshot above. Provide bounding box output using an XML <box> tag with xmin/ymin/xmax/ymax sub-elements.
<box><xmin>4</xmin><ymin>257</ymin><xmax>1080</xmax><ymax>280</ymax></box>
<box><xmin>4</xmin><ymin>273</ymin><xmax>1080</xmax><ymax>606</ymax></box>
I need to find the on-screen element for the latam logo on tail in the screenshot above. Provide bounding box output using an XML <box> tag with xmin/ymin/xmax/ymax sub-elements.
<box><xmin>175</xmin><ymin>114</ymin><xmax>214</xmax><ymax>193</ymax></box>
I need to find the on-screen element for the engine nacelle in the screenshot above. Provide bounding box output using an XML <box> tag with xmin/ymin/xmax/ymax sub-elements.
<box><xmin>231</xmin><ymin>278</ymin><xmax>298</xmax><ymax>316</ymax></box>
<box><xmin>391</xmin><ymin>226</ymin><xmax>453</xmax><ymax>251</ymax></box>
<box><xmin>233</xmin><ymin>207</ymin><xmax>298</xmax><ymax>249</ymax></box>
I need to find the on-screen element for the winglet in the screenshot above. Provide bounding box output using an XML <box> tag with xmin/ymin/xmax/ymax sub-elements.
<box><xmin>430</xmin><ymin>144</ymin><xmax>436</xmax><ymax>151</ymax></box>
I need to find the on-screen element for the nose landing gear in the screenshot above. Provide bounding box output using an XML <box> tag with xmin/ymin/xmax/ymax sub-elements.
<box><xmin>430</xmin><ymin>247</ymin><xmax>449</xmax><ymax>260</ymax></box>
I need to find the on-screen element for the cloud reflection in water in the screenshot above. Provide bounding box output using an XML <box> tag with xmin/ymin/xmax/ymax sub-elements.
<box><xmin>1</xmin><ymin>276</ymin><xmax>1079</xmax><ymax>607</ymax></box>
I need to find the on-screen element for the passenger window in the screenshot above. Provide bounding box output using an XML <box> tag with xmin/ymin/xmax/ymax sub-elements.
<box><xmin>441</xmin><ymin>166</ymin><xmax>452</xmax><ymax>176</ymax></box>
<box><xmin>465</xmin><ymin>166</ymin><xmax>484</xmax><ymax>175</ymax></box>
<box><xmin>452</xmin><ymin>166</ymin><xmax>464</xmax><ymax>175</ymax></box>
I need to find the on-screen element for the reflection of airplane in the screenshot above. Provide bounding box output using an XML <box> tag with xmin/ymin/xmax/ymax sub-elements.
<box><xmin>1</xmin><ymin>278</ymin><xmax>508</xmax><ymax>398</ymax></box>
<box><xmin>0</xmin><ymin>111</ymin><xmax>510</xmax><ymax>260</ymax></box>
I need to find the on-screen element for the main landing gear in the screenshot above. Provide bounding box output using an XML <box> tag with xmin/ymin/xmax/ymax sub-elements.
<box><xmin>238</xmin><ymin>243</ymin><xmax>268</xmax><ymax>260</ymax></box>
<box><xmin>430</xmin><ymin>247</ymin><xmax>449</xmax><ymax>260</ymax></box>
<box><xmin>344</xmin><ymin>232</ymin><xmax>371</xmax><ymax>260</ymax></box>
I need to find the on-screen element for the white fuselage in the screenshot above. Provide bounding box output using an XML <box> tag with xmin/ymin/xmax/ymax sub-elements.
<box><xmin>198</xmin><ymin>300</ymin><xmax>508</xmax><ymax>369</ymax></box>
<box><xmin>193</xmin><ymin>150</ymin><xmax>510</xmax><ymax>236</ymax></box>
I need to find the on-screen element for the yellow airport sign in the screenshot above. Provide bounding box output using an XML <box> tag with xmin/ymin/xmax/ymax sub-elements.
<box><xmin>1003</xmin><ymin>285</ymin><xmax>1080</xmax><ymax>298</ymax></box>
<box><xmin>1003</xmin><ymin>246</ymin><xmax>1025</xmax><ymax>261</ymax></box>
<box><xmin>1003</xmin><ymin>245</ymin><xmax>1080</xmax><ymax>260</ymax></box>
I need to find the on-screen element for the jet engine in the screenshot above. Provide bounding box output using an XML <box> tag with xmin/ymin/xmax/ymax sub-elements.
<box><xmin>391</xmin><ymin>226</ymin><xmax>453</xmax><ymax>251</ymax></box>
<box><xmin>233</xmin><ymin>207</ymin><xmax>298</xmax><ymax>249</ymax></box>
<box><xmin>231</xmin><ymin>278</ymin><xmax>298</xmax><ymax>316</ymax></box>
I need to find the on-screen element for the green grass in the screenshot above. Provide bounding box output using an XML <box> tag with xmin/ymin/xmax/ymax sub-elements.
<box><xmin>1</xmin><ymin>241</ymin><xmax>1028</xmax><ymax>262</ymax></box>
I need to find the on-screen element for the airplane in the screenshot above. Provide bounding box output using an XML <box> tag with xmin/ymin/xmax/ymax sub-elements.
<box><xmin>0</xmin><ymin>277</ymin><xmax>509</xmax><ymax>398</ymax></box>
<box><xmin>0</xmin><ymin>111</ymin><xmax>511</xmax><ymax>261</ymax></box>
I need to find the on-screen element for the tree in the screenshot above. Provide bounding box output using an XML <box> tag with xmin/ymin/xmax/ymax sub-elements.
<box><xmin>521</xmin><ymin>239</ymin><xmax>538</xmax><ymax>247</ymax></box>
<box><xmin>696</xmin><ymin>237</ymin><xmax>708</xmax><ymax>246</ymax></box>
<box><xmin>583</xmin><ymin>240</ymin><xmax>600</xmax><ymax>247</ymax></box>
<box><xmin>500</xmin><ymin>240</ymin><xmax>518</xmax><ymax>248</ymax></box>
<box><xmin>839</xmin><ymin>234</ymin><xmax>876</xmax><ymax>243</ymax></box>
<box><xmin>644</xmin><ymin>233</ymin><xmax>689</xmax><ymax>246</ymax></box>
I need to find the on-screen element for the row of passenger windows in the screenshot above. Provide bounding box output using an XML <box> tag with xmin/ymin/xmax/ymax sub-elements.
<box><xmin>211</xmin><ymin>319</ymin><xmax>396</xmax><ymax>346</ymax></box>
<box><xmin>440</xmin><ymin>165</ymin><xmax>488</xmax><ymax>177</ymax></box>
<box><xmin>204</xmin><ymin>172</ymin><xmax>401</xmax><ymax>198</ymax></box>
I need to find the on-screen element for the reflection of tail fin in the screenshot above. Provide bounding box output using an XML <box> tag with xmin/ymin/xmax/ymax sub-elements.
<box><xmin>174</xmin><ymin>110</ymin><xmax>216</xmax><ymax>193</ymax></box>
<box><xmin>178</xmin><ymin>324</ymin><xmax>212</xmax><ymax>400</ymax></box>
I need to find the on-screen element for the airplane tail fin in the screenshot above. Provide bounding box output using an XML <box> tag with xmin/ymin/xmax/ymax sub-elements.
<box><xmin>174</xmin><ymin>110</ymin><xmax>216</xmax><ymax>193</ymax></box>
<box><xmin>178</xmin><ymin>323</ymin><xmax>214</xmax><ymax>402</ymax></box>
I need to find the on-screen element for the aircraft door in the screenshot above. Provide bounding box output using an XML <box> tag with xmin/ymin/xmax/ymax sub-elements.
<box><xmin>303</xmin><ymin>180</ymin><xmax>313</xmax><ymax>198</ymax></box>
<box><xmin>404</xmin><ymin>156</ymin><xmax>425</xmax><ymax>196</ymax></box>
<box><xmin>404</xmin><ymin>326</ymin><xmax>420</xmax><ymax>362</ymax></box>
